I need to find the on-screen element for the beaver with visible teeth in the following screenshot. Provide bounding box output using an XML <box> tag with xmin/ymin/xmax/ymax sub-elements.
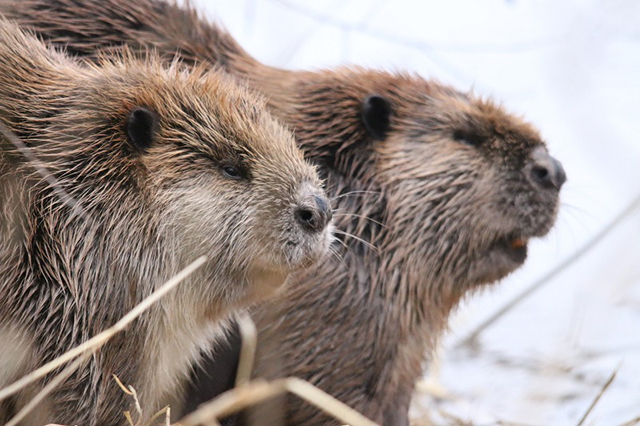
<box><xmin>0</xmin><ymin>1</ymin><xmax>567</xmax><ymax>424</ymax></box>
<box><xmin>0</xmin><ymin>17</ymin><xmax>332</xmax><ymax>425</ymax></box>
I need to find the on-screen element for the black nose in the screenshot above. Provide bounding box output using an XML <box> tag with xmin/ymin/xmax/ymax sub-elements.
<box><xmin>529</xmin><ymin>148</ymin><xmax>566</xmax><ymax>190</ymax></box>
<box><xmin>295</xmin><ymin>195</ymin><xmax>332</xmax><ymax>234</ymax></box>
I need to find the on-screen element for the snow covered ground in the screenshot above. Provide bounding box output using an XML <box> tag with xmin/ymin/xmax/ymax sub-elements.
<box><xmin>194</xmin><ymin>1</ymin><xmax>640</xmax><ymax>424</ymax></box>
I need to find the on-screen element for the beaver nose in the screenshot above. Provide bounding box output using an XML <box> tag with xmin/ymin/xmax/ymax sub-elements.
<box><xmin>295</xmin><ymin>194</ymin><xmax>332</xmax><ymax>234</ymax></box>
<box><xmin>529</xmin><ymin>147</ymin><xmax>566</xmax><ymax>190</ymax></box>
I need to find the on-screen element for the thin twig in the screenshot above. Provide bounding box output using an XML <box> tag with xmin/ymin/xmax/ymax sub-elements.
<box><xmin>455</xmin><ymin>195</ymin><xmax>640</xmax><ymax>349</ymax></box>
<box><xmin>0</xmin><ymin>256</ymin><xmax>207</xmax><ymax>403</ymax></box>
<box><xmin>575</xmin><ymin>362</ymin><xmax>621</xmax><ymax>426</ymax></box>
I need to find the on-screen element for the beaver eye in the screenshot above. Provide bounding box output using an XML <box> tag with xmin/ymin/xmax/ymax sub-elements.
<box><xmin>222</xmin><ymin>165</ymin><xmax>243</xmax><ymax>180</ymax></box>
<box><xmin>453</xmin><ymin>129</ymin><xmax>483</xmax><ymax>147</ymax></box>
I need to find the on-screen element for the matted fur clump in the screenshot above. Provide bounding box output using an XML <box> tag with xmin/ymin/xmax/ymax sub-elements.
<box><xmin>0</xmin><ymin>17</ymin><xmax>333</xmax><ymax>425</ymax></box>
<box><xmin>1</xmin><ymin>1</ymin><xmax>567</xmax><ymax>424</ymax></box>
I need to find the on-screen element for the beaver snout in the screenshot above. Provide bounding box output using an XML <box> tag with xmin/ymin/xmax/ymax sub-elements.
<box><xmin>294</xmin><ymin>188</ymin><xmax>332</xmax><ymax>234</ymax></box>
<box><xmin>528</xmin><ymin>146</ymin><xmax>566</xmax><ymax>190</ymax></box>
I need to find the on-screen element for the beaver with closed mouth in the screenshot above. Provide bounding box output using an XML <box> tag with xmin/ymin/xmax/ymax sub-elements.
<box><xmin>0</xmin><ymin>17</ymin><xmax>332</xmax><ymax>425</ymax></box>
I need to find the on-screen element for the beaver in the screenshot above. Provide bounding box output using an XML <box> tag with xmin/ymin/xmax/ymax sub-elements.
<box><xmin>0</xmin><ymin>1</ymin><xmax>567</xmax><ymax>424</ymax></box>
<box><xmin>0</xmin><ymin>18</ymin><xmax>333</xmax><ymax>425</ymax></box>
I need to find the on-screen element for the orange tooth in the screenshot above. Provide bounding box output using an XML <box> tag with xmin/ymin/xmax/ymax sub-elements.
<box><xmin>511</xmin><ymin>238</ymin><xmax>527</xmax><ymax>249</ymax></box>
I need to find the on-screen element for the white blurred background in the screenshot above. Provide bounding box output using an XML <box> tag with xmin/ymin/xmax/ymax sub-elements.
<box><xmin>192</xmin><ymin>1</ymin><xmax>640</xmax><ymax>424</ymax></box>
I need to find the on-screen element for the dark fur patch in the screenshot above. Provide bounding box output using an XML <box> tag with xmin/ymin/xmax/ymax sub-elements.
<box><xmin>453</xmin><ymin>127</ymin><xmax>484</xmax><ymax>147</ymax></box>
<box><xmin>182</xmin><ymin>321</ymin><xmax>241</xmax><ymax>414</ymax></box>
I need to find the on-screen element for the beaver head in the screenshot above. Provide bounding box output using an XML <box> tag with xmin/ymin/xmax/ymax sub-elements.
<box><xmin>77</xmin><ymin>61</ymin><xmax>334</xmax><ymax>303</ymax></box>
<box><xmin>0</xmin><ymin>22</ymin><xmax>333</xmax><ymax>312</ymax></box>
<box><xmin>291</xmin><ymin>70</ymin><xmax>564</xmax><ymax>309</ymax></box>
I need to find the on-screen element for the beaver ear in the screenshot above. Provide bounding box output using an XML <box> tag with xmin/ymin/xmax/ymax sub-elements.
<box><xmin>361</xmin><ymin>95</ymin><xmax>392</xmax><ymax>140</ymax></box>
<box><xmin>127</xmin><ymin>107</ymin><xmax>158</xmax><ymax>152</ymax></box>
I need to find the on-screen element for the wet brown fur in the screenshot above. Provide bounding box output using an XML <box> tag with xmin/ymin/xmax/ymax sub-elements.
<box><xmin>0</xmin><ymin>17</ymin><xmax>332</xmax><ymax>425</ymax></box>
<box><xmin>0</xmin><ymin>1</ymin><xmax>565</xmax><ymax>424</ymax></box>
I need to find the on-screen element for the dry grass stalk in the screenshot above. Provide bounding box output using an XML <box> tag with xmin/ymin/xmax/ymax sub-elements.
<box><xmin>114</xmin><ymin>374</ymin><xmax>143</xmax><ymax>423</ymax></box>
<box><xmin>5</xmin><ymin>352</ymin><xmax>92</xmax><ymax>426</ymax></box>
<box><xmin>284</xmin><ymin>378</ymin><xmax>379</xmax><ymax>426</ymax></box>
<box><xmin>180</xmin><ymin>310</ymin><xmax>379</xmax><ymax>426</ymax></box>
<box><xmin>619</xmin><ymin>416</ymin><xmax>640</xmax><ymax>426</ymax></box>
<box><xmin>180</xmin><ymin>378</ymin><xmax>286</xmax><ymax>424</ymax></box>
<box><xmin>114</xmin><ymin>374</ymin><xmax>172</xmax><ymax>426</ymax></box>
<box><xmin>178</xmin><ymin>377</ymin><xmax>379</xmax><ymax>426</ymax></box>
<box><xmin>0</xmin><ymin>256</ymin><xmax>208</xmax><ymax>404</ymax></box>
<box><xmin>575</xmin><ymin>362</ymin><xmax>621</xmax><ymax>426</ymax></box>
<box><xmin>234</xmin><ymin>313</ymin><xmax>257</xmax><ymax>387</ymax></box>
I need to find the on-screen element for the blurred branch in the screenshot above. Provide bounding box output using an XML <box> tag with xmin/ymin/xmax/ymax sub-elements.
<box><xmin>267</xmin><ymin>0</ymin><xmax>472</xmax><ymax>84</ymax></box>
<box><xmin>267</xmin><ymin>0</ymin><xmax>558</xmax><ymax>53</ymax></box>
<box><xmin>274</xmin><ymin>0</ymin><xmax>347</xmax><ymax>66</ymax></box>
<box><xmin>455</xmin><ymin>193</ymin><xmax>640</xmax><ymax>350</ymax></box>
<box><xmin>619</xmin><ymin>415</ymin><xmax>640</xmax><ymax>426</ymax></box>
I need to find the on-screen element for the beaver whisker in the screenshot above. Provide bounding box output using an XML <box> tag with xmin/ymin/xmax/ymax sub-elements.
<box><xmin>330</xmin><ymin>233</ymin><xmax>353</xmax><ymax>255</ymax></box>
<box><xmin>333</xmin><ymin>211</ymin><xmax>388</xmax><ymax>229</ymax></box>
<box><xmin>560</xmin><ymin>201</ymin><xmax>593</xmax><ymax>220</ymax></box>
<box><xmin>328</xmin><ymin>243</ymin><xmax>347</xmax><ymax>267</ymax></box>
<box><xmin>331</xmin><ymin>189</ymin><xmax>381</xmax><ymax>201</ymax></box>
<box><xmin>332</xmin><ymin>229</ymin><xmax>379</xmax><ymax>254</ymax></box>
